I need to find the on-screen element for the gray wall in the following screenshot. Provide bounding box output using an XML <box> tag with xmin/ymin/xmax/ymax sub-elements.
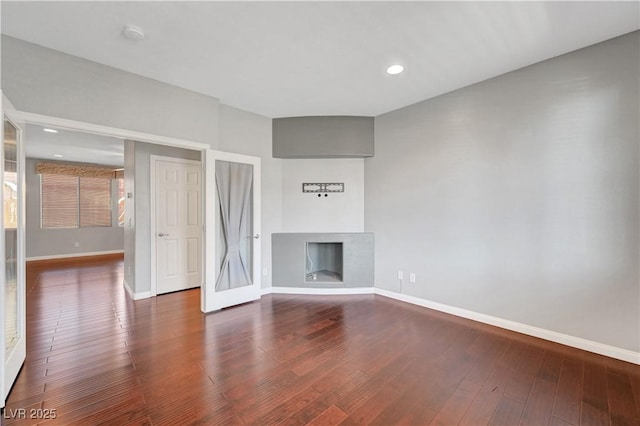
<box><xmin>25</xmin><ymin>158</ymin><xmax>124</xmax><ymax>258</ymax></box>
<box><xmin>272</xmin><ymin>233</ymin><xmax>374</xmax><ymax>288</ymax></box>
<box><xmin>1</xmin><ymin>36</ymin><xmax>220</xmax><ymax>147</ymax></box>
<box><xmin>366</xmin><ymin>32</ymin><xmax>639</xmax><ymax>352</ymax></box>
<box><xmin>273</xmin><ymin>116</ymin><xmax>374</xmax><ymax>158</ymax></box>
<box><xmin>218</xmin><ymin>104</ymin><xmax>281</xmax><ymax>288</ymax></box>
<box><xmin>131</xmin><ymin>142</ymin><xmax>201</xmax><ymax>294</ymax></box>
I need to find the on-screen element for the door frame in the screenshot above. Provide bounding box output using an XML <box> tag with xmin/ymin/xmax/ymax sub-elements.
<box><xmin>202</xmin><ymin>150</ymin><xmax>261</xmax><ymax>313</ymax></box>
<box><xmin>149</xmin><ymin>155</ymin><xmax>203</xmax><ymax>297</ymax></box>
<box><xmin>1</xmin><ymin>95</ymin><xmax>26</xmax><ymax>408</ymax></box>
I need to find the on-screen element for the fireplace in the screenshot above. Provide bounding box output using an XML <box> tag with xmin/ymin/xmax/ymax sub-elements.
<box><xmin>305</xmin><ymin>242</ymin><xmax>343</xmax><ymax>282</ymax></box>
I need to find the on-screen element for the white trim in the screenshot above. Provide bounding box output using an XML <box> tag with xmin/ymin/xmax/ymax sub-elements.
<box><xmin>123</xmin><ymin>279</ymin><xmax>134</xmax><ymax>299</ymax></box>
<box><xmin>3</xmin><ymin>97</ymin><xmax>27</xmax><ymax>407</ymax></box>
<box><xmin>123</xmin><ymin>279</ymin><xmax>151</xmax><ymax>301</ymax></box>
<box><xmin>12</xmin><ymin>111</ymin><xmax>209</xmax><ymax>151</ymax></box>
<box><xmin>264</xmin><ymin>286</ymin><xmax>375</xmax><ymax>296</ymax></box>
<box><xmin>374</xmin><ymin>288</ymin><xmax>640</xmax><ymax>365</ymax></box>
<box><xmin>149</xmin><ymin>155</ymin><xmax>203</xmax><ymax>298</ymax></box>
<box><xmin>26</xmin><ymin>250</ymin><xmax>124</xmax><ymax>262</ymax></box>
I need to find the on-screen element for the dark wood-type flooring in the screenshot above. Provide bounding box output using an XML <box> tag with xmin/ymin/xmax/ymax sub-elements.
<box><xmin>2</xmin><ymin>255</ymin><xmax>639</xmax><ymax>425</ymax></box>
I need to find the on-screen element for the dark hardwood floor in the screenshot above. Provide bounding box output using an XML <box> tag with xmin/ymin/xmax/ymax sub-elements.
<box><xmin>2</xmin><ymin>255</ymin><xmax>639</xmax><ymax>425</ymax></box>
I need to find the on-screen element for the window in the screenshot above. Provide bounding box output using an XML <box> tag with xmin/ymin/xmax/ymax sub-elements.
<box><xmin>117</xmin><ymin>178</ymin><xmax>125</xmax><ymax>227</ymax></box>
<box><xmin>4</xmin><ymin>138</ymin><xmax>17</xmax><ymax>229</ymax></box>
<box><xmin>4</xmin><ymin>170</ymin><xmax>18</xmax><ymax>229</ymax></box>
<box><xmin>41</xmin><ymin>174</ymin><xmax>115</xmax><ymax>228</ymax></box>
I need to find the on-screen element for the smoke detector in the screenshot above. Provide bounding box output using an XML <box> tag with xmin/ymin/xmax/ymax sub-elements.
<box><xmin>122</xmin><ymin>24</ymin><xmax>145</xmax><ymax>42</ymax></box>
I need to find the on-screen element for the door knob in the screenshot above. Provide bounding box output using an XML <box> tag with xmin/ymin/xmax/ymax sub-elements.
<box><xmin>158</xmin><ymin>232</ymin><xmax>170</xmax><ymax>237</ymax></box>
<box><xmin>254</xmin><ymin>234</ymin><xmax>260</xmax><ymax>239</ymax></box>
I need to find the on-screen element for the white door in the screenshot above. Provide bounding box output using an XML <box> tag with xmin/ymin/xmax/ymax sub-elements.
<box><xmin>1</xmin><ymin>96</ymin><xmax>26</xmax><ymax>408</ymax></box>
<box><xmin>152</xmin><ymin>156</ymin><xmax>202</xmax><ymax>295</ymax></box>
<box><xmin>202</xmin><ymin>150</ymin><xmax>261</xmax><ymax>313</ymax></box>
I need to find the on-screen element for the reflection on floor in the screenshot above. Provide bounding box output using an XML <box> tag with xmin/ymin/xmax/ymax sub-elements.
<box><xmin>5</xmin><ymin>280</ymin><xmax>17</xmax><ymax>354</ymax></box>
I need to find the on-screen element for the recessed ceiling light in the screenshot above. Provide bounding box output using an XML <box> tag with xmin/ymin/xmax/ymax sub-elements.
<box><xmin>386</xmin><ymin>64</ymin><xmax>404</xmax><ymax>75</ymax></box>
<box><xmin>43</xmin><ymin>128</ymin><xmax>58</xmax><ymax>133</ymax></box>
<box><xmin>53</xmin><ymin>154</ymin><xmax>63</xmax><ymax>158</ymax></box>
<box><xmin>122</xmin><ymin>24</ymin><xmax>145</xmax><ymax>42</ymax></box>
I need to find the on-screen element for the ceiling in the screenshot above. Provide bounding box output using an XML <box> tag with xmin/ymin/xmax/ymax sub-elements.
<box><xmin>25</xmin><ymin>124</ymin><xmax>124</xmax><ymax>167</ymax></box>
<box><xmin>2</xmin><ymin>1</ymin><xmax>639</xmax><ymax>118</ymax></box>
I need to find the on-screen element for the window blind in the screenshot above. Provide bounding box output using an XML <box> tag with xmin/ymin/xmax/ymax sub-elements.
<box><xmin>41</xmin><ymin>175</ymin><xmax>114</xmax><ymax>228</ymax></box>
<box><xmin>41</xmin><ymin>174</ymin><xmax>79</xmax><ymax>228</ymax></box>
<box><xmin>79</xmin><ymin>177</ymin><xmax>112</xmax><ymax>227</ymax></box>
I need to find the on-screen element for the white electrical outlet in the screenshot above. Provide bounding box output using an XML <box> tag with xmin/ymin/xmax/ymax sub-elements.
<box><xmin>397</xmin><ymin>270</ymin><xmax>403</xmax><ymax>280</ymax></box>
<box><xmin>74</xmin><ymin>242</ymin><xmax>80</xmax><ymax>247</ymax></box>
<box><xmin>409</xmin><ymin>273</ymin><xmax>416</xmax><ymax>283</ymax></box>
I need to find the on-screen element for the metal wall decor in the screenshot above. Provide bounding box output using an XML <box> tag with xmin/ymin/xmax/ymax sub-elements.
<box><xmin>302</xmin><ymin>182</ymin><xmax>344</xmax><ymax>193</ymax></box>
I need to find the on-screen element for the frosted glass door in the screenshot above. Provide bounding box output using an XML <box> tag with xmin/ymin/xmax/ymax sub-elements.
<box><xmin>4</xmin><ymin>120</ymin><xmax>18</xmax><ymax>357</ymax></box>
<box><xmin>202</xmin><ymin>150</ymin><xmax>261</xmax><ymax>313</ymax></box>
<box><xmin>2</xmin><ymin>104</ymin><xmax>25</xmax><ymax>409</ymax></box>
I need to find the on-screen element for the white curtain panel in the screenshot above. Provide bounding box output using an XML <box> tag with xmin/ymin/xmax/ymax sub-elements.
<box><xmin>214</xmin><ymin>160</ymin><xmax>253</xmax><ymax>291</ymax></box>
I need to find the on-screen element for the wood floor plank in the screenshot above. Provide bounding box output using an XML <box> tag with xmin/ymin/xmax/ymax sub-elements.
<box><xmin>607</xmin><ymin>370</ymin><xmax>640</xmax><ymax>426</ymax></box>
<box><xmin>459</xmin><ymin>366</ymin><xmax>512</xmax><ymax>425</ymax></box>
<box><xmin>549</xmin><ymin>415</ymin><xmax>574</xmax><ymax>426</ymax></box>
<box><xmin>308</xmin><ymin>404</ymin><xmax>348</xmax><ymax>426</ymax></box>
<box><xmin>488</xmin><ymin>395</ymin><xmax>525</xmax><ymax>425</ymax></box>
<box><xmin>630</xmin><ymin>373</ymin><xmax>640</xmax><ymax>424</ymax></box>
<box><xmin>243</xmin><ymin>386</ymin><xmax>321</xmax><ymax>425</ymax></box>
<box><xmin>430</xmin><ymin>378</ymin><xmax>481</xmax><ymax>425</ymax></box>
<box><xmin>465</xmin><ymin>333</ymin><xmax>511</xmax><ymax>385</ymax></box>
<box><xmin>285</xmin><ymin>394</ymin><xmax>334</xmax><ymax>425</ymax></box>
<box><xmin>369</xmin><ymin>380</ymin><xmax>426</xmax><ymax>425</ymax></box>
<box><xmin>537</xmin><ymin>349</ymin><xmax>564</xmax><ymax>384</ymax></box>
<box><xmin>520</xmin><ymin>377</ymin><xmax>557</xmax><ymax>426</ymax></box>
<box><xmin>580</xmin><ymin>361</ymin><xmax>610</xmax><ymax>426</ymax></box>
<box><xmin>2</xmin><ymin>255</ymin><xmax>638</xmax><ymax>425</ymax></box>
<box><xmin>338</xmin><ymin>386</ymin><xmax>402</xmax><ymax>425</ymax></box>
<box><xmin>552</xmin><ymin>357</ymin><xmax>583</xmax><ymax>425</ymax></box>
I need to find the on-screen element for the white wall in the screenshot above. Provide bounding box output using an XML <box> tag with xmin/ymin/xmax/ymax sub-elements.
<box><xmin>25</xmin><ymin>158</ymin><xmax>124</xmax><ymax>259</ymax></box>
<box><xmin>123</xmin><ymin>141</ymin><xmax>136</xmax><ymax>289</ymax></box>
<box><xmin>218</xmin><ymin>104</ymin><xmax>280</xmax><ymax>288</ymax></box>
<box><xmin>366</xmin><ymin>32</ymin><xmax>639</xmax><ymax>352</ymax></box>
<box><xmin>281</xmin><ymin>159</ymin><xmax>364</xmax><ymax>233</ymax></box>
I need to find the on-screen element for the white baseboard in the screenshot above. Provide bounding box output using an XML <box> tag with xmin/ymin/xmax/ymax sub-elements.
<box><xmin>375</xmin><ymin>288</ymin><xmax>640</xmax><ymax>365</ymax></box>
<box><xmin>263</xmin><ymin>286</ymin><xmax>375</xmax><ymax>296</ymax></box>
<box><xmin>123</xmin><ymin>279</ymin><xmax>151</xmax><ymax>300</ymax></box>
<box><xmin>27</xmin><ymin>250</ymin><xmax>124</xmax><ymax>262</ymax></box>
